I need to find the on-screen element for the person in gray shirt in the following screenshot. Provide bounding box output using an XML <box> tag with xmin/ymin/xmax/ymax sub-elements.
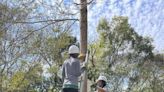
<box><xmin>62</xmin><ymin>45</ymin><xmax>85</xmax><ymax>92</ymax></box>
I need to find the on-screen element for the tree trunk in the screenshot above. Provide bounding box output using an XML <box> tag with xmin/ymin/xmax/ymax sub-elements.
<box><xmin>80</xmin><ymin>0</ymin><xmax>88</xmax><ymax>92</ymax></box>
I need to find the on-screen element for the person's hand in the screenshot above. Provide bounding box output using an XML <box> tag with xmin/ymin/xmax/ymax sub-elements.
<box><xmin>97</xmin><ymin>86</ymin><xmax>106</xmax><ymax>92</ymax></box>
<box><xmin>81</xmin><ymin>62</ymin><xmax>86</xmax><ymax>67</ymax></box>
<box><xmin>78</xmin><ymin>54</ymin><xmax>86</xmax><ymax>61</ymax></box>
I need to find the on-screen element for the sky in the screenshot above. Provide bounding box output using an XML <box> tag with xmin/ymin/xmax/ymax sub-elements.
<box><xmin>70</xmin><ymin>0</ymin><xmax>164</xmax><ymax>52</ymax></box>
<box><xmin>19</xmin><ymin>0</ymin><xmax>163</xmax><ymax>53</ymax></box>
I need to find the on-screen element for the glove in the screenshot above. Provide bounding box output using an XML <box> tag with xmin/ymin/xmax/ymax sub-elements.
<box><xmin>81</xmin><ymin>62</ymin><xmax>87</xmax><ymax>73</ymax></box>
<box><xmin>81</xmin><ymin>62</ymin><xmax>86</xmax><ymax>68</ymax></box>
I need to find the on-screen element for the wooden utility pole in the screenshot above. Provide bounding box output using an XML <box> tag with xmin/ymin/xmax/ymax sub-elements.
<box><xmin>80</xmin><ymin>0</ymin><xmax>88</xmax><ymax>92</ymax></box>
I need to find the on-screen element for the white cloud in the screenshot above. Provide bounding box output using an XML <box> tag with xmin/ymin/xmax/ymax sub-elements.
<box><xmin>86</xmin><ymin>0</ymin><xmax>164</xmax><ymax>51</ymax></box>
<box><xmin>64</xmin><ymin>0</ymin><xmax>164</xmax><ymax>51</ymax></box>
<box><xmin>95</xmin><ymin>0</ymin><xmax>105</xmax><ymax>7</ymax></box>
<box><xmin>73</xmin><ymin>0</ymin><xmax>80</xmax><ymax>4</ymax></box>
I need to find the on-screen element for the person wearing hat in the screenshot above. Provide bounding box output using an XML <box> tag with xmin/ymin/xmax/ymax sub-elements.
<box><xmin>61</xmin><ymin>45</ymin><xmax>85</xmax><ymax>92</ymax></box>
<box><xmin>96</xmin><ymin>75</ymin><xmax>109</xmax><ymax>92</ymax></box>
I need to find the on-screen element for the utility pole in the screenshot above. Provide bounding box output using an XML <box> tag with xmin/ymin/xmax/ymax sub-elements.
<box><xmin>80</xmin><ymin>0</ymin><xmax>88</xmax><ymax>92</ymax></box>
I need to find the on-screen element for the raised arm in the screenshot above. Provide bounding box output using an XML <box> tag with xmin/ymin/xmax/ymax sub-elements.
<box><xmin>61</xmin><ymin>63</ymin><xmax>65</xmax><ymax>82</ymax></box>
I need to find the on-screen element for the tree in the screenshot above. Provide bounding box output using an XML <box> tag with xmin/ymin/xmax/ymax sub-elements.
<box><xmin>87</xmin><ymin>16</ymin><xmax>164</xmax><ymax>92</ymax></box>
<box><xmin>80</xmin><ymin>0</ymin><xmax>88</xmax><ymax>92</ymax></box>
<box><xmin>0</xmin><ymin>1</ymin><xmax>78</xmax><ymax>91</ymax></box>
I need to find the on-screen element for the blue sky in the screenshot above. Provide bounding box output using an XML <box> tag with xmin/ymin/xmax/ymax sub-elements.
<box><xmin>87</xmin><ymin>0</ymin><xmax>164</xmax><ymax>52</ymax></box>
<box><xmin>34</xmin><ymin>0</ymin><xmax>164</xmax><ymax>52</ymax></box>
<box><xmin>70</xmin><ymin>0</ymin><xmax>164</xmax><ymax>52</ymax></box>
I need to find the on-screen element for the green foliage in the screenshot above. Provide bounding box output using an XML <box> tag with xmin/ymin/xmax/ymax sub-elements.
<box><xmin>87</xmin><ymin>16</ymin><xmax>163</xmax><ymax>92</ymax></box>
<box><xmin>7</xmin><ymin>62</ymin><xmax>43</xmax><ymax>91</ymax></box>
<box><xmin>9</xmin><ymin>71</ymin><xmax>29</xmax><ymax>91</ymax></box>
<box><xmin>0</xmin><ymin>2</ymin><xmax>76</xmax><ymax>91</ymax></box>
<box><xmin>0</xmin><ymin>0</ymin><xmax>163</xmax><ymax>91</ymax></box>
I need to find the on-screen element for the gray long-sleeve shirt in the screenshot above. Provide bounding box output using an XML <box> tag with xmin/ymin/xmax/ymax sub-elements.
<box><xmin>62</xmin><ymin>57</ymin><xmax>84</xmax><ymax>88</ymax></box>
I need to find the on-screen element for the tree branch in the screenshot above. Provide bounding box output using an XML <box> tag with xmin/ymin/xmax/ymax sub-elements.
<box><xmin>12</xmin><ymin>18</ymin><xmax>79</xmax><ymax>24</ymax></box>
<box><xmin>74</xmin><ymin>0</ymin><xmax>94</xmax><ymax>5</ymax></box>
